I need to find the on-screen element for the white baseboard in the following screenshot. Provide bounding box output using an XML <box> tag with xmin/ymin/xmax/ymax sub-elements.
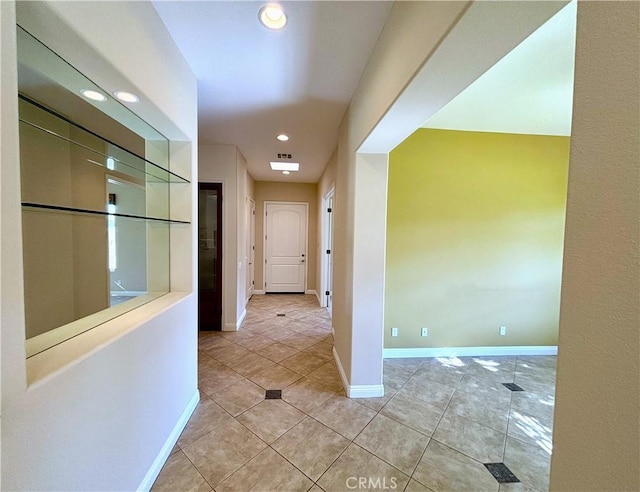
<box><xmin>314</xmin><ymin>290</ymin><xmax>322</xmax><ymax>305</ymax></box>
<box><xmin>383</xmin><ymin>346</ymin><xmax>558</xmax><ymax>359</ymax></box>
<box><xmin>253</xmin><ymin>290</ymin><xmax>265</xmax><ymax>295</ymax></box>
<box><xmin>350</xmin><ymin>383</ymin><xmax>385</xmax><ymax>398</ymax></box>
<box><xmin>331</xmin><ymin>326</ymin><xmax>335</xmax><ymax>337</ymax></box>
<box><xmin>305</xmin><ymin>289</ymin><xmax>317</xmax><ymax>297</ymax></box>
<box><xmin>223</xmin><ymin>323</ymin><xmax>237</xmax><ymax>331</ymax></box>
<box><xmin>237</xmin><ymin>309</ymin><xmax>247</xmax><ymax>329</ymax></box>
<box><xmin>333</xmin><ymin>347</ymin><xmax>384</xmax><ymax>398</ymax></box>
<box><xmin>138</xmin><ymin>390</ymin><xmax>200</xmax><ymax>492</ymax></box>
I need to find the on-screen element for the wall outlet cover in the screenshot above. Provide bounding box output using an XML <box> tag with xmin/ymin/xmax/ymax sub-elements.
<box><xmin>391</xmin><ymin>327</ymin><xmax>398</xmax><ymax>337</ymax></box>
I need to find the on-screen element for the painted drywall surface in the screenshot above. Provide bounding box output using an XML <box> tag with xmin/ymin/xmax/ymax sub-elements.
<box><xmin>197</xmin><ymin>144</ymin><xmax>253</xmax><ymax>329</ymax></box>
<box><xmin>385</xmin><ymin>129</ymin><xmax>569</xmax><ymax>349</ymax></box>
<box><xmin>254</xmin><ymin>181</ymin><xmax>318</xmax><ymax>293</ymax></box>
<box><xmin>2</xmin><ymin>2</ymin><xmax>198</xmax><ymax>490</ymax></box>
<box><xmin>331</xmin><ymin>1</ymin><xmax>472</xmax><ymax>384</ymax></box>
<box><xmin>550</xmin><ymin>2</ymin><xmax>640</xmax><ymax>490</ymax></box>
<box><xmin>198</xmin><ymin>143</ymin><xmax>238</xmax><ymax>330</ymax></box>
<box><xmin>351</xmin><ymin>153</ymin><xmax>388</xmax><ymax>386</ymax></box>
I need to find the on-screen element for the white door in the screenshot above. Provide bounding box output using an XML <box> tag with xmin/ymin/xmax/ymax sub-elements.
<box><xmin>265</xmin><ymin>202</ymin><xmax>307</xmax><ymax>293</ymax></box>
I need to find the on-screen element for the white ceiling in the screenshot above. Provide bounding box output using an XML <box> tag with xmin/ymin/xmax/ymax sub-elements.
<box><xmin>422</xmin><ymin>1</ymin><xmax>577</xmax><ymax>136</ymax></box>
<box><xmin>153</xmin><ymin>1</ymin><xmax>392</xmax><ymax>183</ymax></box>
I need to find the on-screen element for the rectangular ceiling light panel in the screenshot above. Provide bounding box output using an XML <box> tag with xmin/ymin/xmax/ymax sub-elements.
<box><xmin>270</xmin><ymin>161</ymin><xmax>300</xmax><ymax>171</ymax></box>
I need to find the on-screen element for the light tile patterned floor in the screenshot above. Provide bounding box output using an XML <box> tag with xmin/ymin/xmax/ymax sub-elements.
<box><xmin>152</xmin><ymin>294</ymin><xmax>556</xmax><ymax>492</ymax></box>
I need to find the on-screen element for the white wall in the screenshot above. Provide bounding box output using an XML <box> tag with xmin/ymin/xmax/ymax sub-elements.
<box><xmin>1</xmin><ymin>1</ymin><xmax>198</xmax><ymax>490</ymax></box>
<box><xmin>549</xmin><ymin>2</ymin><xmax>640</xmax><ymax>490</ymax></box>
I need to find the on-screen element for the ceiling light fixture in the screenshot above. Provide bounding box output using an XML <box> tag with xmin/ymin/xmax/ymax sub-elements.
<box><xmin>81</xmin><ymin>89</ymin><xmax>107</xmax><ymax>102</ymax></box>
<box><xmin>270</xmin><ymin>161</ymin><xmax>299</xmax><ymax>171</ymax></box>
<box><xmin>259</xmin><ymin>4</ymin><xmax>287</xmax><ymax>30</ymax></box>
<box><xmin>276</xmin><ymin>133</ymin><xmax>289</xmax><ymax>142</ymax></box>
<box><xmin>114</xmin><ymin>91</ymin><xmax>140</xmax><ymax>103</ymax></box>
<box><xmin>282</xmin><ymin>170</ymin><xmax>290</xmax><ymax>175</ymax></box>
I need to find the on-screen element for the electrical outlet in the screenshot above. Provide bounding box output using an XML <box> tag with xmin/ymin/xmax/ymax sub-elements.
<box><xmin>391</xmin><ymin>327</ymin><xmax>398</xmax><ymax>337</ymax></box>
<box><xmin>421</xmin><ymin>327</ymin><xmax>428</xmax><ymax>337</ymax></box>
<box><xmin>499</xmin><ymin>326</ymin><xmax>507</xmax><ymax>336</ymax></box>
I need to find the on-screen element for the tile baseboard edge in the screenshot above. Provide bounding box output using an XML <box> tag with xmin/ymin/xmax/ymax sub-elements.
<box><xmin>383</xmin><ymin>346</ymin><xmax>558</xmax><ymax>359</ymax></box>
<box><xmin>137</xmin><ymin>389</ymin><xmax>200</xmax><ymax>492</ymax></box>
<box><xmin>333</xmin><ymin>346</ymin><xmax>384</xmax><ymax>398</ymax></box>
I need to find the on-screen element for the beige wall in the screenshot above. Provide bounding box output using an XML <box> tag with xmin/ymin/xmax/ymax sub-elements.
<box><xmin>199</xmin><ymin>143</ymin><xmax>238</xmax><ymax>329</ymax></box>
<box><xmin>254</xmin><ymin>181</ymin><xmax>318</xmax><ymax>293</ymax></box>
<box><xmin>2</xmin><ymin>2</ymin><xmax>199</xmax><ymax>490</ymax></box>
<box><xmin>332</xmin><ymin>1</ymin><xmax>471</xmax><ymax>383</ymax></box>
<box><xmin>385</xmin><ymin>129</ymin><xmax>570</xmax><ymax>349</ymax></box>
<box><xmin>199</xmin><ymin>144</ymin><xmax>254</xmax><ymax>328</ymax></box>
<box><xmin>550</xmin><ymin>2</ymin><xmax>640</xmax><ymax>490</ymax></box>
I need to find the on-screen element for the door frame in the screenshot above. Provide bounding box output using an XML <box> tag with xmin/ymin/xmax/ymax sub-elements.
<box><xmin>247</xmin><ymin>197</ymin><xmax>255</xmax><ymax>301</ymax></box>
<box><xmin>320</xmin><ymin>186</ymin><xmax>335</xmax><ymax>309</ymax></box>
<box><xmin>198</xmin><ymin>182</ymin><xmax>223</xmax><ymax>330</ymax></box>
<box><xmin>263</xmin><ymin>201</ymin><xmax>309</xmax><ymax>293</ymax></box>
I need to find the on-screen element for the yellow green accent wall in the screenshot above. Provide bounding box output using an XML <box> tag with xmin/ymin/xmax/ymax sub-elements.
<box><xmin>385</xmin><ymin>128</ymin><xmax>570</xmax><ymax>349</ymax></box>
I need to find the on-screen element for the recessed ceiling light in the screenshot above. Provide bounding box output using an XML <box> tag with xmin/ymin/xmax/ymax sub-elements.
<box><xmin>259</xmin><ymin>4</ymin><xmax>287</xmax><ymax>30</ymax></box>
<box><xmin>114</xmin><ymin>91</ymin><xmax>140</xmax><ymax>103</ymax></box>
<box><xmin>282</xmin><ymin>170</ymin><xmax>290</xmax><ymax>175</ymax></box>
<box><xmin>81</xmin><ymin>89</ymin><xmax>107</xmax><ymax>102</ymax></box>
<box><xmin>270</xmin><ymin>161</ymin><xmax>299</xmax><ymax>171</ymax></box>
<box><xmin>276</xmin><ymin>133</ymin><xmax>289</xmax><ymax>142</ymax></box>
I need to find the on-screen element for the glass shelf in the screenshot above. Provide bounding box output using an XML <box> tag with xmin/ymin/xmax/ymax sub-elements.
<box><xmin>21</xmin><ymin>206</ymin><xmax>172</xmax><ymax>358</ymax></box>
<box><xmin>19</xmin><ymin>96</ymin><xmax>189</xmax><ymax>185</ymax></box>
<box><xmin>19</xmin><ymin>98</ymin><xmax>191</xmax><ymax>223</ymax></box>
<box><xmin>21</xmin><ymin>202</ymin><xmax>190</xmax><ymax>225</ymax></box>
<box><xmin>17</xmin><ymin>25</ymin><xmax>191</xmax><ymax>359</ymax></box>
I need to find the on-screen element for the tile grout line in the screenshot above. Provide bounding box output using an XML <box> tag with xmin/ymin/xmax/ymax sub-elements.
<box><xmin>502</xmin><ymin>356</ymin><xmax>519</xmax><ymax>463</ymax></box>
<box><xmin>408</xmin><ymin>358</ymin><xmax>468</xmax><ymax>484</ymax></box>
<box><xmin>189</xmin><ymin>297</ymin><xmax>555</xmax><ymax>492</ymax></box>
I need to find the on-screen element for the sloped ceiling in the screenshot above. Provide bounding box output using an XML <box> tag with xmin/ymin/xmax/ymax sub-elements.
<box><xmin>154</xmin><ymin>1</ymin><xmax>393</xmax><ymax>182</ymax></box>
<box><xmin>423</xmin><ymin>1</ymin><xmax>577</xmax><ymax>136</ymax></box>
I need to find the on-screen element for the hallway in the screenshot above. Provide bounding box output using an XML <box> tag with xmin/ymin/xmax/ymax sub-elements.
<box><xmin>153</xmin><ymin>295</ymin><xmax>556</xmax><ymax>491</ymax></box>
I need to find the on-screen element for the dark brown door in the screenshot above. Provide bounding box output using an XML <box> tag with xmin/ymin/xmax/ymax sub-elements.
<box><xmin>198</xmin><ymin>183</ymin><xmax>222</xmax><ymax>330</ymax></box>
